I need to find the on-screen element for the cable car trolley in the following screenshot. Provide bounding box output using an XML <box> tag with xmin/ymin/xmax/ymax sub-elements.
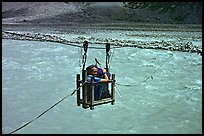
<box><xmin>76</xmin><ymin>41</ymin><xmax>116</xmax><ymax>110</ymax></box>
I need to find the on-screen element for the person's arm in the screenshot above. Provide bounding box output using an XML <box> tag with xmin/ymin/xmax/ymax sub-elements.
<box><xmin>100</xmin><ymin>69</ymin><xmax>110</xmax><ymax>82</ymax></box>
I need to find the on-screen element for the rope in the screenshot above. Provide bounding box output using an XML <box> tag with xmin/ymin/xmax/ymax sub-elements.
<box><xmin>8</xmin><ymin>82</ymin><xmax>86</xmax><ymax>134</ymax></box>
<box><xmin>70</xmin><ymin>82</ymin><xmax>86</xmax><ymax>96</ymax></box>
<box><xmin>116</xmin><ymin>53</ymin><xmax>173</xmax><ymax>87</ymax></box>
<box><xmin>115</xmin><ymin>84</ymin><xmax>122</xmax><ymax>97</ymax></box>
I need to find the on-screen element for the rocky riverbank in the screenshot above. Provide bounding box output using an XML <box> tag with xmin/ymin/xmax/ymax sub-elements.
<box><xmin>2</xmin><ymin>31</ymin><xmax>202</xmax><ymax>56</ymax></box>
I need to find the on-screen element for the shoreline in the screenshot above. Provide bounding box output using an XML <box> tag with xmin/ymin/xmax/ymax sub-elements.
<box><xmin>2</xmin><ymin>22</ymin><xmax>202</xmax><ymax>56</ymax></box>
<box><xmin>2</xmin><ymin>30</ymin><xmax>202</xmax><ymax>56</ymax></box>
<box><xmin>2</xmin><ymin>22</ymin><xmax>202</xmax><ymax>33</ymax></box>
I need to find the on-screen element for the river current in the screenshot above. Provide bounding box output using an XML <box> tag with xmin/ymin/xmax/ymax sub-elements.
<box><xmin>2</xmin><ymin>39</ymin><xmax>202</xmax><ymax>134</ymax></box>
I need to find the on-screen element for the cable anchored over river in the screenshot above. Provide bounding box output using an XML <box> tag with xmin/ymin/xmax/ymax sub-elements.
<box><xmin>2</xmin><ymin>30</ymin><xmax>200</xmax><ymax>132</ymax></box>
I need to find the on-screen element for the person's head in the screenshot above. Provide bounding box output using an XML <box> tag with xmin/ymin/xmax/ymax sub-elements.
<box><xmin>90</xmin><ymin>65</ymin><xmax>98</xmax><ymax>75</ymax></box>
<box><xmin>87</xmin><ymin>65</ymin><xmax>98</xmax><ymax>75</ymax></box>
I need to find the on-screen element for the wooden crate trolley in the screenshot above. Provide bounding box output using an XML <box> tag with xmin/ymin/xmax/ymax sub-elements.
<box><xmin>76</xmin><ymin>41</ymin><xmax>116</xmax><ymax>110</ymax></box>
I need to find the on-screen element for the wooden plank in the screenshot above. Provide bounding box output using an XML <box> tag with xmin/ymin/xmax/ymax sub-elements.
<box><xmin>78</xmin><ymin>98</ymin><xmax>114</xmax><ymax>107</ymax></box>
<box><xmin>111</xmin><ymin>74</ymin><xmax>115</xmax><ymax>105</ymax></box>
<box><xmin>76</xmin><ymin>74</ymin><xmax>80</xmax><ymax>106</ymax></box>
<box><xmin>90</xmin><ymin>76</ymin><xmax>94</xmax><ymax>110</ymax></box>
<box><xmin>82</xmin><ymin>70</ymin><xmax>88</xmax><ymax>108</ymax></box>
<box><xmin>88</xmin><ymin>98</ymin><xmax>114</xmax><ymax>106</ymax></box>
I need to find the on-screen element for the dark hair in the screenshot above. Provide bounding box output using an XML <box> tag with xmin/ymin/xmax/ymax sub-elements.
<box><xmin>86</xmin><ymin>64</ymin><xmax>97</xmax><ymax>75</ymax></box>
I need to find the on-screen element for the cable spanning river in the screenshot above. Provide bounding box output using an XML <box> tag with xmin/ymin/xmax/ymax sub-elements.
<box><xmin>2</xmin><ymin>37</ymin><xmax>202</xmax><ymax>133</ymax></box>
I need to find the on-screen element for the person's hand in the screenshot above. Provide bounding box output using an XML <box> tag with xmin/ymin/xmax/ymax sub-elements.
<box><xmin>102</xmin><ymin>68</ymin><xmax>107</xmax><ymax>73</ymax></box>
